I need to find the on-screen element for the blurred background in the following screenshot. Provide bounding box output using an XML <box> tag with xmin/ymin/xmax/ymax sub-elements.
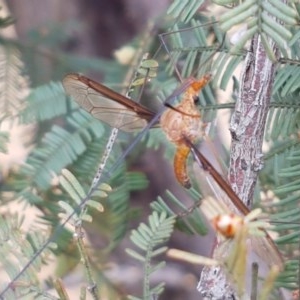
<box><xmin>2</xmin><ymin>0</ymin><xmax>299</xmax><ymax>299</ymax></box>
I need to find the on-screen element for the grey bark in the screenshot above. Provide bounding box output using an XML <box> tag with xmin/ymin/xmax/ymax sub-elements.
<box><xmin>198</xmin><ymin>33</ymin><xmax>282</xmax><ymax>299</ymax></box>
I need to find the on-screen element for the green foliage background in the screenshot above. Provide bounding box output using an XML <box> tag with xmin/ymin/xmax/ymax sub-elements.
<box><xmin>0</xmin><ymin>0</ymin><xmax>299</xmax><ymax>299</ymax></box>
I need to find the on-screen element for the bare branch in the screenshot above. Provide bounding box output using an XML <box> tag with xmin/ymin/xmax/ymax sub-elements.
<box><xmin>198</xmin><ymin>33</ymin><xmax>282</xmax><ymax>298</ymax></box>
<box><xmin>229</xmin><ymin>34</ymin><xmax>279</xmax><ymax>206</ymax></box>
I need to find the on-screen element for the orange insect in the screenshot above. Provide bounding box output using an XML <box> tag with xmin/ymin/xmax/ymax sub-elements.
<box><xmin>63</xmin><ymin>73</ymin><xmax>211</xmax><ymax>188</ymax></box>
<box><xmin>211</xmin><ymin>208</ymin><xmax>272</xmax><ymax>239</ymax></box>
<box><xmin>160</xmin><ymin>74</ymin><xmax>211</xmax><ymax>188</ymax></box>
<box><xmin>212</xmin><ymin>213</ymin><xmax>244</xmax><ymax>238</ymax></box>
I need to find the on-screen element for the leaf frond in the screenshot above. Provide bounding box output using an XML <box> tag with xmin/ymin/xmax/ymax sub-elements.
<box><xmin>21</xmin><ymin>81</ymin><xmax>70</xmax><ymax>123</ymax></box>
<box><xmin>167</xmin><ymin>0</ymin><xmax>206</xmax><ymax>24</ymax></box>
<box><xmin>126</xmin><ymin>211</ymin><xmax>175</xmax><ymax>299</ymax></box>
<box><xmin>217</xmin><ymin>0</ymin><xmax>298</xmax><ymax>57</ymax></box>
<box><xmin>0</xmin><ymin>46</ymin><xmax>27</xmax><ymax>119</ymax></box>
<box><xmin>19</xmin><ymin>112</ymin><xmax>104</xmax><ymax>190</ymax></box>
<box><xmin>151</xmin><ymin>189</ymin><xmax>207</xmax><ymax>235</ymax></box>
<box><xmin>0</xmin><ymin>212</ymin><xmax>55</xmax><ymax>299</ymax></box>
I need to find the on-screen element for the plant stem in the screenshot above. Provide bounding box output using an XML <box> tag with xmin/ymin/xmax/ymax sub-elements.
<box><xmin>198</xmin><ymin>32</ymin><xmax>280</xmax><ymax>299</ymax></box>
<box><xmin>228</xmin><ymin>33</ymin><xmax>279</xmax><ymax>207</ymax></box>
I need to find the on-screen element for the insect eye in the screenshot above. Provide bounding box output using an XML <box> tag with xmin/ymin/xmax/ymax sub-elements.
<box><xmin>193</xmin><ymin>95</ymin><xmax>199</xmax><ymax>104</ymax></box>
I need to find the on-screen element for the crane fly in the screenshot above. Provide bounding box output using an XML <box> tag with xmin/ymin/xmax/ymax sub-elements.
<box><xmin>63</xmin><ymin>73</ymin><xmax>211</xmax><ymax>188</ymax></box>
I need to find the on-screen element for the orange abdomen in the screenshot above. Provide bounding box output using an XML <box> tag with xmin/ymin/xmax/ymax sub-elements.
<box><xmin>174</xmin><ymin>144</ymin><xmax>191</xmax><ymax>188</ymax></box>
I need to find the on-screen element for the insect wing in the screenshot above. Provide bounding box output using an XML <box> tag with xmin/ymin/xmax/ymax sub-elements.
<box><xmin>63</xmin><ymin>73</ymin><xmax>156</xmax><ymax>132</ymax></box>
<box><xmin>186</xmin><ymin>138</ymin><xmax>284</xmax><ymax>268</ymax></box>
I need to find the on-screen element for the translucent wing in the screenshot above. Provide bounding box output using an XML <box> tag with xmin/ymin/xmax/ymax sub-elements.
<box><xmin>185</xmin><ymin>138</ymin><xmax>284</xmax><ymax>268</ymax></box>
<box><xmin>62</xmin><ymin>73</ymin><xmax>156</xmax><ymax>132</ymax></box>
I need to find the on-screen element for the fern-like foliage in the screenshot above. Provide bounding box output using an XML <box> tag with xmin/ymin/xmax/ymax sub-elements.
<box><xmin>0</xmin><ymin>46</ymin><xmax>26</xmax><ymax>119</ymax></box>
<box><xmin>21</xmin><ymin>82</ymin><xmax>70</xmax><ymax>122</ymax></box>
<box><xmin>167</xmin><ymin>0</ymin><xmax>206</xmax><ymax>24</ymax></box>
<box><xmin>0</xmin><ymin>213</ymin><xmax>56</xmax><ymax>299</ymax></box>
<box><xmin>126</xmin><ymin>211</ymin><xmax>176</xmax><ymax>300</ymax></box>
<box><xmin>151</xmin><ymin>189</ymin><xmax>207</xmax><ymax>235</ymax></box>
<box><xmin>59</xmin><ymin>169</ymin><xmax>109</xmax><ymax>220</ymax></box>
<box><xmin>20</xmin><ymin>111</ymin><xmax>104</xmax><ymax>190</ymax></box>
<box><xmin>0</xmin><ymin>12</ymin><xmax>23</xmax><ymax>120</ymax></box>
<box><xmin>0</xmin><ymin>0</ymin><xmax>300</xmax><ymax>298</ymax></box>
<box><xmin>217</xmin><ymin>0</ymin><xmax>298</xmax><ymax>58</ymax></box>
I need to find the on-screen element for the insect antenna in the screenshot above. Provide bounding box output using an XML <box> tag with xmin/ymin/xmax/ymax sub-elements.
<box><xmin>159</xmin><ymin>21</ymin><xmax>226</xmax><ymax>116</ymax></box>
<box><xmin>159</xmin><ymin>21</ymin><xmax>226</xmax><ymax>82</ymax></box>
